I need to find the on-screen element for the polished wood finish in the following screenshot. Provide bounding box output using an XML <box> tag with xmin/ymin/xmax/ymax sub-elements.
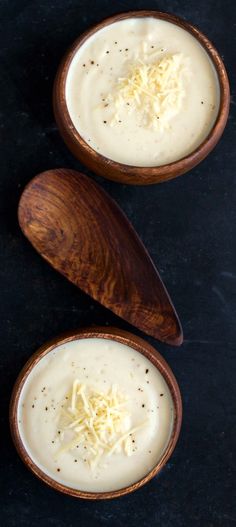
<box><xmin>18</xmin><ymin>169</ymin><xmax>183</xmax><ymax>345</ymax></box>
<box><xmin>53</xmin><ymin>10</ymin><xmax>230</xmax><ymax>185</ymax></box>
<box><xmin>9</xmin><ymin>327</ymin><xmax>182</xmax><ymax>499</ymax></box>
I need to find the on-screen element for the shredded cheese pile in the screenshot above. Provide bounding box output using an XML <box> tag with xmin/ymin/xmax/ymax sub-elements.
<box><xmin>109</xmin><ymin>53</ymin><xmax>190</xmax><ymax>130</ymax></box>
<box><xmin>56</xmin><ymin>380</ymin><xmax>146</xmax><ymax>469</ymax></box>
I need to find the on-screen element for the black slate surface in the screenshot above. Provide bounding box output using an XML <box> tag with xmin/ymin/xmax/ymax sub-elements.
<box><xmin>0</xmin><ymin>1</ymin><xmax>235</xmax><ymax>526</ymax></box>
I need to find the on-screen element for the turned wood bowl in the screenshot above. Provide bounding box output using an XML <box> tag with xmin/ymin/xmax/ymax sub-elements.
<box><xmin>53</xmin><ymin>10</ymin><xmax>230</xmax><ymax>185</ymax></box>
<box><xmin>10</xmin><ymin>327</ymin><xmax>182</xmax><ymax>499</ymax></box>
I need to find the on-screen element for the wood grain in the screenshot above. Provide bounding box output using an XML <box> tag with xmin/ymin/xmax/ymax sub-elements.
<box><xmin>9</xmin><ymin>326</ymin><xmax>182</xmax><ymax>499</ymax></box>
<box><xmin>53</xmin><ymin>10</ymin><xmax>230</xmax><ymax>185</ymax></box>
<box><xmin>18</xmin><ymin>169</ymin><xmax>183</xmax><ymax>345</ymax></box>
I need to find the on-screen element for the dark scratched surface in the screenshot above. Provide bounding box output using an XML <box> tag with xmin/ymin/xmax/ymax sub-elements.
<box><xmin>0</xmin><ymin>1</ymin><xmax>235</xmax><ymax>525</ymax></box>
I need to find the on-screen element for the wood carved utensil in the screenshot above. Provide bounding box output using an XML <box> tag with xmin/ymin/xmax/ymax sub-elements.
<box><xmin>18</xmin><ymin>169</ymin><xmax>183</xmax><ymax>345</ymax></box>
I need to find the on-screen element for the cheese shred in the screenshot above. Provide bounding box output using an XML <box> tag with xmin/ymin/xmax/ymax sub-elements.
<box><xmin>107</xmin><ymin>52</ymin><xmax>190</xmax><ymax>130</ymax></box>
<box><xmin>56</xmin><ymin>380</ymin><xmax>147</xmax><ymax>469</ymax></box>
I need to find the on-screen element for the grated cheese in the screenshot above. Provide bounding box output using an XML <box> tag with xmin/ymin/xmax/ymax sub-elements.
<box><xmin>107</xmin><ymin>52</ymin><xmax>190</xmax><ymax>130</ymax></box>
<box><xmin>56</xmin><ymin>380</ymin><xmax>147</xmax><ymax>469</ymax></box>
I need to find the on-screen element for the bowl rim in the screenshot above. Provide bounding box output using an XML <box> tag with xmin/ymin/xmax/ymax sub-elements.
<box><xmin>53</xmin><ymin>9</ymin><xmax>230</xmax><ymax>184</ymax></box>
<box><xmin>9</xmin><ymin>326</ymin><xmax>182</xmax><ymax>499</ymax></box>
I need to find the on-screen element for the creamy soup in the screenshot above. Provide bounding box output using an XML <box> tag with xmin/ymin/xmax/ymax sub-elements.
<box><xmin>18</xmin><ymin>338</ymin><xmax>174</xmax><ymax>492</ymax></box>
<box><xmin>66</xmin><ymin>17</ymin><xmax>220</xmax><ymax>167</ymax></box>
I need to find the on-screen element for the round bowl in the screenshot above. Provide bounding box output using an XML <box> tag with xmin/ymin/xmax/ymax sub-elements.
<box><xmin>53</xmin><ymin>10</ymin><xmax>230</xmax><ymax>185</ymax></box>
<box><xmin>10</xmin><ymin>326</ymin><xmax>182</xmax><ymax>499</ymax></box>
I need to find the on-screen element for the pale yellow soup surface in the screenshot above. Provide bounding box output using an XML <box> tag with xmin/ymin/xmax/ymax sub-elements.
<box><xmin>18</xmin><ymin>338</ymin><xmax>174</xmax><ymax>492</ymax></box>
<box><xmin>66</xmin><ymin>17</ymin><xmax>220</xmax><ymax>167</ymax></box>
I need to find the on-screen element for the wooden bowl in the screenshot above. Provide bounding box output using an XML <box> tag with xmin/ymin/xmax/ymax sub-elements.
<box><xmin>10</xmin><ymin>327</ymin><xmax>182</xmax><ymax>499</ymax></box>
<box><xmin>53</xmin><ymin>10</ymin><xmax>230</xmax><ymax>185</ymax></box>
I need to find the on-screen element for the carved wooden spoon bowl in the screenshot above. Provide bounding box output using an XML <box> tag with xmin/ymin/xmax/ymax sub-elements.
<box><xmin>18</xmin><ymin>169</ymin><xmax>183</xmax><ymax>345</ymax></box>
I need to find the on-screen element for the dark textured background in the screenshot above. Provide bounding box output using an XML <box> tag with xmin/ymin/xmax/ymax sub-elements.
<box><xmin>1</xmin><ymin>1</ymin><xmax>235</xmax><ymax>526</ymax></box>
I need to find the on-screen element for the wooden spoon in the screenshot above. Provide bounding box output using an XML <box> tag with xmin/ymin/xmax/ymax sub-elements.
<box><xmin>18</xmin><ymin>169</ymin><xmax>183</xmax><ymax>345</ymax></box>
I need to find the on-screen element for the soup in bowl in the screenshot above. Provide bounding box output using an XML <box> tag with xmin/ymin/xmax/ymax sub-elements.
<box><xmin>53</xmin><ymin>11</ymin><xmax>229</xmax><ymax>184</ymax></box>
<box><xmin>10</xmin><ymin>327</ymin><xmax>182</xmax><ymax>499</ymax></box>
